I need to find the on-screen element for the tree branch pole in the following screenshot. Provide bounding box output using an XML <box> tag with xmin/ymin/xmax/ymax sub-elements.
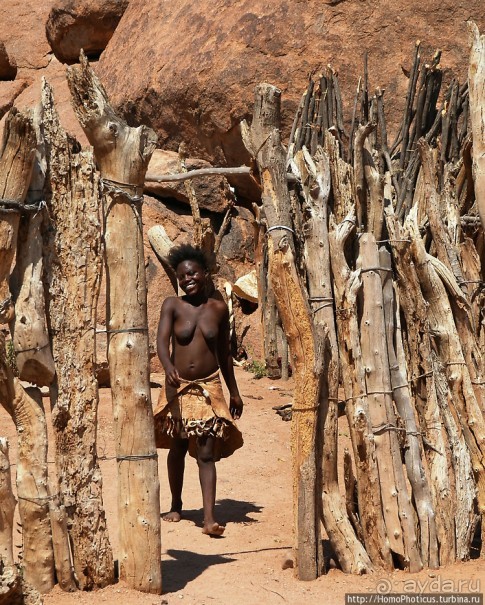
<box><xmin>468</xmin><ymin>22</ymin><xmax>485</xmax><ymax>232</ymax></box>
<box><xmin>247</xmin><ymin>83</ymin><xmax>323</xmax><ymax>580</ymax></box>
<box><xmin>67</xmin><ymin>52</ymin><xmax>162</xmax><ymax>594</ymax></box>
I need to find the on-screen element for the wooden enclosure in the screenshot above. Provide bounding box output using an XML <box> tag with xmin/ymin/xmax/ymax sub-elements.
<box><xmin>0</xmin><ymin>19</ymin><xmax>484</xmax><ymax>603</ymax></box>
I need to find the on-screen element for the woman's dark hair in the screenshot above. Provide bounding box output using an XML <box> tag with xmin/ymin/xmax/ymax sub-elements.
<box><xmin>167</xmin><ymin>244</ymin><xmax>210</xmax><ymax>272</ymax></box>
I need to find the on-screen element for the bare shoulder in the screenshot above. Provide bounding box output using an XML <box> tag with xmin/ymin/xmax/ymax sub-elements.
<box><xmin>160</xmin><ymin>296</ymin><xmax>180</xmax><ymax>313</ymax></box>
<box><xmin>208</xmin><ymin>297</ymin><xmax>229</xmax><ymax>318</ymax></box>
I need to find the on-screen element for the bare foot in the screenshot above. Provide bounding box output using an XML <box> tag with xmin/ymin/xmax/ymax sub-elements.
<box><xmin>202</xmin><ymin>521</ymin><xmax>225</xmax><ymax>536</ymax></box>
<box><xmin>162</xmin><ymin>510</ymin><xmax>182</xmax><ymax>522</ymax></box>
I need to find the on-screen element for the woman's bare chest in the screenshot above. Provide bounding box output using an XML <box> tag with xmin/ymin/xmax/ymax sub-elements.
<box><xmin>173</xmin><ymin>306</ymin><xmax>220</xmax><ymax>344</ymax></box>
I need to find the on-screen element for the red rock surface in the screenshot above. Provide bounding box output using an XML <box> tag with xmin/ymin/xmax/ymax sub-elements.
<box><xmin>0</xmin><ymin>41</ymin><xmax>17</xmax><ymax>80</ymax></box>
<box><xmin>145</xmin><ymin>149</ymin><xmax>234</xmax><ymax>213</ymax></box>
<box><xmin>45</xmin><ymin>0</ymin><xmax>129</xmax><ymax>64</ymax></box>
<box><xmin>97</xmin><ymin>0</ymin><xmax>485</xmax><ymax>170</ymax></box>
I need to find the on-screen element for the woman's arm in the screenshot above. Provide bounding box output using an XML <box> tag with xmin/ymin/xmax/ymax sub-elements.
<box><xmin>157</xmin><ymin>298</ymin><xmax>181</xmax><ymax>387</ymax></box>
<box><xmin>217</xmin><ymin>304</ymin><xmax>243</xmax><ymax>419</ymax></box>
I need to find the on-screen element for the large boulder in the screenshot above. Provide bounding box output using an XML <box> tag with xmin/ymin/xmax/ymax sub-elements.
<box><xmin>145</xmin><ymin>149</ymin><xmax>234</xmax><ymax>214</ymax></box>
<box><xmin>0</xmin><ymin>42</ymin><xmax>17</xmax><ymax>80</ymax></box>
<box><xmin>46</xmin><ymin>0</ymin><xmax>129</xmax><ymax>64</ymax></box>
<box><xmin>0</xmin><ymin>80</ymin><xmax>28</xmax><ymax>120</ymax></box>
<box><xmin>97</xmin><ymin>0</ymin><xmax>485</xmax><ymax>187</ymax></box>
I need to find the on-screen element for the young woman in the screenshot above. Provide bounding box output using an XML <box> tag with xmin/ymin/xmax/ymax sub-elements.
<box><xmin>154</xmin><ymin>244</ymin><xmax>243</xmax><ymax>536</ymax></box>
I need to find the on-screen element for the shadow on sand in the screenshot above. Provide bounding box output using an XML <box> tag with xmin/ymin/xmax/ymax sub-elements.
<box><xmin>162</xmin><ymin>548</ymin><xmax>236</xmax><ymax>593</ymax></box>
<box><xmin>169</xmin><ymin>498</ymin><xmax>263</xmax><ymax>527</ymax></box>
<box><xmin>161</xmin><ymin>500</ymin><xmax>265</xmax><ymax>592</ymax></box>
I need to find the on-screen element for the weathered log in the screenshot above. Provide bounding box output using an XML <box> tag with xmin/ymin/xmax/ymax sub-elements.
<box><xmin>147</xmin><ymin>225</ymin><xmax>178</xmax><ymax>293</ymax></box>
<box><xmin>386</xmin><ymin>209</ymin><xmax>457</xmax><ymax>565</ymax></box>
<box><xmin>67</xmin><ymin>53</ymin><xmax>161</xmax><ymax>593</ymax></box>
<box><xmin>380</xmin><ymin>246</ymin><xmax>439</xmax><ymax>568</ymax></box>
<box><xmin>9</xmin><ymin>102</ymin><xmax>55</xmax><ymax>387</ymax></box>
<box><xmin>247</xmin><ymin>83</ymin><xmax>322</xmax><ymax>579</ymax></box>
<box><xmin>0</xmin><ymin>108</ymin><xmax>36</xmax><ymax>323</ymax></box>
<box><xmin>42</xmin><ymin>79</ymin><xmax>114</xmax><ymax>590</ymax></box>
<box><xmin>5</xmin><ymin>383</ymin><xmax>55</xmax><ymax>593</ymax></box>
<box><xmin>325</xmin><ymin>132</ymin><xmax>354</xmax><ymax>223</ymax></box>
<box><xmin>407</xmin><ymin>211</ymin><xmax>479</xmax><ymax>560</ymax></box>
<box><xmin>48</xmin><ymin>491</ymin><xmax>76</xmax><ymax>592</ymax></box>
<box><xmin>0</xmin><ymin>437</ymin><xmax>16</xmax><ymax>568</ymax></box>
<box><xmin>353</xmin><ymin>122</ymin><xmax>375</xmax><ymax>229</ymax></box>
<box><xmin>329</xmin><ymin>211</ymin><xmax>392</xmax><ymax>569</ymax></box>
<box><xmin>358</xmin><ymin>233</ymin><xmax>421</xmax><ymax>571</ymax></box>
<box><xmin>468</xmin><ymin>22</ymin><xmax>485</xmax><ymax>232</ymax></box>
<box><xmin>252</xmin><ymin>202</ymin><xmax>280</xmax><ymax>379</ymax></box>
<box><xmin>293</xmin><ymin>147</ymin><xmax>372</xmax><ymax>573</ymax></box>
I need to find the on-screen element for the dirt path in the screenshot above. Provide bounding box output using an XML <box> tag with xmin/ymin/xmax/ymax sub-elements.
<box><xmin>1</xmin><ymin>367</ymin><xmax>484</xmax><ymax>604</ymax></box>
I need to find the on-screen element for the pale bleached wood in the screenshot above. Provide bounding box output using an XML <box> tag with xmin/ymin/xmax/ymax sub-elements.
<box><xmin>42</xmin><ymin>79</ymin><xmax>114</xmax><ymax>590</ymax></box>
<box><xmin>325</xmin><ymin>133</ymin><xmax>354</xmax><ymax>223</ymax></box>
<box><xmin>0</xmin><ymin>437</ymin><xmax>16</xmax><ymax>568</ymax></box>
<box><xmin>329</xmin><ymin>211</ymin><xmax>392</xmax><ymax>570</ymax></box>
<box><xmin>407</xmin><ymin>211</ymin><xmax>479</xmax><ymax>560</ymax></box>
<box><xmin>380</xmin><ymin>246</ymin><xmax>439</xmax><ymax>569</ymax></box>
<box><xmin>386</xmin><ymin>209</ymin><xmax>457</xmax><ymax>565</ymax></box>
<box><xmin>468</xmin><ymin>22</ymin><xmax>485</xmax><ymax>231</ymax></box>
<box><xmin>6</xmin><ymin>383</ymin><xmax>55</xmax><ymax>593</ymax></box>
<box><xmin>10</xmin><ymin>102</ymin><xmax>55</xmax><ymax>386</ymax></box>
<box><xmin>252</xmin><ymin>205</ymin><xmax>280</xmax><ymax>378</ymax></box>
<box><xmin>359</xmin><ymin>233</ymin><xmax>422</xmax><ymax>571</ymax></box>
<box><xmin>48</xmin><ymin>489</ymin><xmax>76</xmax><ymax>592</ymax></box>
<box><xmin>292</xmin><ymin>147</ymin><xmax>372</xmax><ymax>573</ymax></box>
<box><xmin>147</xmin><ymin>225</ymin><xmax>178</xmax><ymax>293</ymax></box>
<box><xmin>0</xmin><ymin>438</ymin><xmax>23</xmax><ymax>605</ymax></box>
<box><xmin>248</xmin><ymin>83</ymin><xmax>323</xmax><ymax>579</ymax></box>
<box><xmin>67</xmin><ymin>53</ymin><xmax>161</xmax><ymax>594</ymax></box>
<box><xmin>0</xmin><ymin>108</ymin><xmax>36</xmax><ymax>324</ymax></box>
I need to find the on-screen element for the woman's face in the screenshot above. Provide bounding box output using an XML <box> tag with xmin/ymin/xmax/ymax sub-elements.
<box><xmin>176</xmin><ymin>260</ymin><xmax>207</xmax><ymax>296</ymax></box>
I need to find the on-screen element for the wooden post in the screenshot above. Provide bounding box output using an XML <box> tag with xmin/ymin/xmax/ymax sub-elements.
<box><xmin>9</xmin><ymin>103</ymin><xmax>55</xmax><ymax>387</ymax></box>
<box><xmin>0</xmin><ymin>108</ymin><xmax>36</xmax><ymax>324</ymax></box>
<box><xmin>380</xmin><ymin>245</ymin><xmax>439</xmax><ymax>568</ymax></box>
<box><xmin>252</xmin><ymin>205</ymin><xmax>280</xmax><ymax>378</ymax></box>
<box><xmin>246</xmin><ymin>83</ymin><xmax>322</xmax><ymax>579</ymax></box>
<box><xmin>468</xmin><ymin>22</ymin><xmax>485</xmax><ymax>231</ymax></box>
<box><xmin>359</xmin><ymin>233</ymin><xmax>421</xmax><ymax>572</ymax></box>
<box><xmin>329</xmin><ymin>212</ymin><xmax>393</xmax><ymax>570</ymax></box>
<box><xmin>67</xmin><ymin>53</ymin><xmax>162</xmax><ymax>594</ymax></box>
<box><xmin>41</xmin><ymin>79</ymin><xmax>114</xmax><ymax>590</ymax></box>
<box><xmin>0</xmin><ymin>438</ymin><xmax>22</xmax><ymax>605</ymax></box>
<box><xmin>292</xmin><ymin>147</ymin><xmax>372</xmax><ymax>573</ymax></box>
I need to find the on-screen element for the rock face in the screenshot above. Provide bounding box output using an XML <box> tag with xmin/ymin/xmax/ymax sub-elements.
<box><xmin>46</xmin><ymin>0</ymin><xmax>129</xmax><ymax>64</ymax></box>
<box><xmin>145</xmin><ymin>149</ymin><xmax>234</xmax><ymax>213</ymax></box>
<box><xmin>97</xmin><ymin>0</ymin><xmax>485</xmax><ymax>180</ymax></box>
<box><xmin>0</xmin><ymin>42</ymin><xmax>17</xmax><ymax>80</ymax></box>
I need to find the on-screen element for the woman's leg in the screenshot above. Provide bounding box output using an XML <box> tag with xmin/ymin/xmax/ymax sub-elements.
<box><xmin>163</xmin><ymin>437</ymin><xmax>189</xmax><ymax>522</ymax></box>
<box><xmin>196</xmin><ymin>435</ymin><xmax>225</xmax><ymax>535</ymax></box>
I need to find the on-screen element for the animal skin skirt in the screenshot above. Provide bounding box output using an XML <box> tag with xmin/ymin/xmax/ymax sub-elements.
<box><xmin>153</xmin><ymin>370</ymin><xmax>243</xmax><ymax>460</ymax></box>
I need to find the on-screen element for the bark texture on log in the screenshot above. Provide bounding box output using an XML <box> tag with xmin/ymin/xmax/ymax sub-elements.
<box><xmin>0</xmin><ymin>437</ymin><xmax>16</xmax><ymax>568</ymax></box>
<box><xmin>10</xmin><ymin>103</ymin><xmax>55</xmax><ymax>387</ymax></box>
<box><xmin>42</xmin><ymin>80</ymin><xmax>113</xmax><ymax>590</ymax></box>
<box><xmin>329</xmin><ymin>213</ymin><xmax>392</xmax><ymax>570</ymax></box>
<box><xmin>0</xmin><ymin>108</ymin><xmax>36</xmax><ymax>324</ymax></box>
<box><xmin>248</xmin><ymin>83</ymin><xmax>322</xmax><ymax>580</ymax></box>
<box><xmin>292</xmin><ymin>147</ymin><xmax>372</xmax><ymax>574</ymax></box>
<box><xmin>468</xmin><ymin>22</ymin><xmax>485</xmax><ymax>232</ymax></box>
<box><xmin>380</xmin><ymin>247</ymin><xmax>439</xmax><ymax>569</ymax></box>
<box><xmin>6</xmin><ymin>382</ymin><xmax>55</xmax><ymax>593</ymax></box>
<box><xmin>359</xmin><ymin>233</ymin><xmax>421</xmax><ymax>571</ymax></box>
<box><xmin>67</xmin><ymin>53</ymin><xmax>161</xmax><ymax>594</ymax></box>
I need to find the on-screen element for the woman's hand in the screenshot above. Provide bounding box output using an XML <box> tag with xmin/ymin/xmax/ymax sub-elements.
<box><xmin>229</xmin><ymin>394</ymin><xmax>244</xmax><ymax>420</ymax></box>
<box><xmin>165</xmin><ymin>363</ymin><xmax>181</xmax><ymax>388</ymax></box>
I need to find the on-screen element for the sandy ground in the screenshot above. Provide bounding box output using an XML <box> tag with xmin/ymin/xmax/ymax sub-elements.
<box><xmin>1</xmin><ymin>367</ymin><xmax>485</xmax><ymax>605</ymax></box>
